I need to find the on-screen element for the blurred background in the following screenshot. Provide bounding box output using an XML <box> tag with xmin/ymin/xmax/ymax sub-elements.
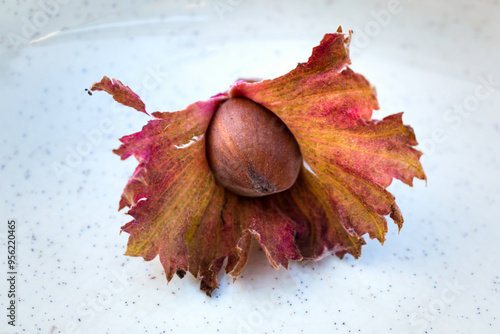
<box><xmin>1</xmin><ymin>0</ymin><xmax>499</xmax><ymax>333</ymax></box>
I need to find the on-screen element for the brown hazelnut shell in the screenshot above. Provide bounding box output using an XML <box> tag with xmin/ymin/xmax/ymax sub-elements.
<box><xmin>206</xmin><ymin>97</ymin><xmax>302</xmax><ymax>197</ymax></box>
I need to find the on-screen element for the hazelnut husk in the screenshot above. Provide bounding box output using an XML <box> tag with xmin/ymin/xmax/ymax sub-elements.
<box><xmin>206</xmin><ymin>97</ymin><xmax>302</xmax><ymax>197</ymax></box>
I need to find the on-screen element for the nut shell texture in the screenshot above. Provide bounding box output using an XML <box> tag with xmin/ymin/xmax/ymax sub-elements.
<box><xmin>206</xmin><ymin>97</ymin><xmax>302</xmax><ymax>197</ymax></box>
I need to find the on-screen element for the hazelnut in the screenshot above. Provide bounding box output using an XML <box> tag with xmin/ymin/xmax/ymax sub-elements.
<box><xmin>206</xmin><ymin>97</ymin><xmax>302</xmax><ymax>197</ymax></box>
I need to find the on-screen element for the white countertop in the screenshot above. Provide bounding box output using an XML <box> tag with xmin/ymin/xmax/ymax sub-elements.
<box><xmin>1</xmin><ymin>0</ymin><xmax>499</xmax><ymax>333</ymax></box>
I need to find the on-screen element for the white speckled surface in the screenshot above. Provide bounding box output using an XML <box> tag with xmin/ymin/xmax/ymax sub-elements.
<box><xmin>1</xmin><ymin>0</ymin><xmax>499</xmax><ymax>333</ymax></box>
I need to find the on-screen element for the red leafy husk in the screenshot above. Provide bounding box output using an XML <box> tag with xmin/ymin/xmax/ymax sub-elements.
<box><xmin>91</xmin><ymin>76</ymin><xmax>149</xmax><ymax>115</ymax></box>
<box><xmin>91</xmin><ymin>29</ymin><xmax>425</xmax><ymax>296</ymax></box>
